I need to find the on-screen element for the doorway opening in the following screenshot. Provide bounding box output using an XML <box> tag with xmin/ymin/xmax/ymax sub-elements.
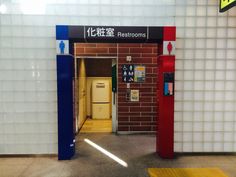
<box><xmin>56</xmin><ymin>25</ymin><xmax>176</xmax><ymax>160</ymax></box>
<box><xmin>73</xmin><ymin>56</ymin><xmax>117</xmax><ymax>134</ymax></box>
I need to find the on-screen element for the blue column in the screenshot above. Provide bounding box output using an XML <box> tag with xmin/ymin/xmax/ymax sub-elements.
<box><xmin>57</xmin><ymin>55</ymin><xmax>75</xmax><ymax>160</ymax></box>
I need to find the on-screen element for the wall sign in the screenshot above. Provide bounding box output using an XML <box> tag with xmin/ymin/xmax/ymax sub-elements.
<box><xmin>219</xmin><ymin>0</ymin><xmax>236</xmax><ymax>12</ymax></box>
<box><xmin>163</xmin><ymin>41</ymin><xmax>175</xmax><ymax>55</ymax></box>
<box><xmin>122</xmin><ymin>65</ymin><xmax>134</xmax><ymax>83</ymax></box>
<box><xmin>56</xmin><ymin>40</ymin><xmax>69</xmax><ymax>55</ymax></box>
<box><xmin>86</xmin><ymin>26</ymin><xmax>147</xmax><ymax>40</ymax></box>
<box><xmin>130</xmin><ymin>90</ymin><xmax>139</xmax><ymax>102</ymax></box>
<box><xmin>134</xmin><ymin>65</ymin><xmax>145</xmax><ymax>82</ymax></box>
<box><xmin>68</xmin><ymin>26</ymin><xmax>163</xmax><ymax>43</ymax></box>
<box><xmin>163</xmin><ymin>72</ymin><xmax>174</xmax><ymax>96</ymax></box>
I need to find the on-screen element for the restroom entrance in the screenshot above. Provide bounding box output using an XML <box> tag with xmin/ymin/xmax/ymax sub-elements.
<box><xmin>73</xmin><ymin>56</ymin><xmax>117</xmax><ymax>133</ymax></box>
<box><xmin>56</xmin><ymin>25</ymin><xmax>176</xmax><ymax>160</ymax></box>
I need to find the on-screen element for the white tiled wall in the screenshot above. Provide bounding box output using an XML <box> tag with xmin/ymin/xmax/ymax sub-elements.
<box><xmin>0</xmin><ymin>0</ymin><xmax>235</xmax><ymax>154</ymax></box>
<box><xmin>174</xmin><ymin>0</ymin><xmax>236</xmax><ymax>152</ymax></box>
<box><xmin>0</xmin><ymin>0</ymin><xmax>175</xmax><ymax>154</ymax></box>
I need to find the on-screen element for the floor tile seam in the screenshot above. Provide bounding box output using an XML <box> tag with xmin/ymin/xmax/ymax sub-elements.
<box><xmin>17</xmin><ymin>159</ymin><xmax>36</xmax><ymax>177</ymax></box>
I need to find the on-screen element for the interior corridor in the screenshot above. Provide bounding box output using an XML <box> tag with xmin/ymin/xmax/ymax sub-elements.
<box><xmin>0</xmin><ymin>134</ymin><xmax>236</xmax><ymax>177</ymax></box>
<box><xmin>74</xmin><ymin>57</ymin><xmax>114</xmax><ymax>134</ymax></box>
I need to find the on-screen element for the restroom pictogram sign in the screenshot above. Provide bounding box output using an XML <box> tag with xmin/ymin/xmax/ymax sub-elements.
<box><xmin>56</xmin><ymin>40</ymin><xmax>69</xmax><ymax>55</ymax></box>
<box><xmin>163</xmin><ymin>41</ymin><xmax>175</xmax><ymax>55</ymax></box>
<box><xmin>122</xmin><ymin>65</ymin><xmax>134</xmax><ymax>83</ymax></box>
<box><xmin>167</xmin><ymin>42</ymin><xmax>173</xmax><ymax>55</ymax></box>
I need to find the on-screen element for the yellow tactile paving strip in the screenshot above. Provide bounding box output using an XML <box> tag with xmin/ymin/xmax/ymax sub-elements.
<box><xmin>148</xmin><ymin>168</ymin><xmax>228</xmax><ymax>177</ymax></box>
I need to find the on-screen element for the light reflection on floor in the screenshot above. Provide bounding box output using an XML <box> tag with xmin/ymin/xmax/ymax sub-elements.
<box><xmin>84</xmin><ymin>138</ymin><xmax>128</xmax><ymax>167</ymax></box>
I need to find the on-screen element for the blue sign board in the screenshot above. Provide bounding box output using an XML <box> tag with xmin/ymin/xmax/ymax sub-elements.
<box><xmin>122</xmin><ymin>65</ymin><xmax>134</xmax><ymax>83</ymax></box>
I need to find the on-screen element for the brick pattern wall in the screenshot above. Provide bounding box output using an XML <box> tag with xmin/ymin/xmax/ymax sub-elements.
<box><xmin>117</xmin><ymin>44</ymin><xmax>158</xmax><ymax>132</ymax></box>
<box><xmin>75</xmin><ymin>43</ymin><xmax>117</xmax><ymax>57</ymax></box>
<box><xmin>75</xmin><ymin>43</ymin><xmax>159</xmax><ymax>132</ymax></box>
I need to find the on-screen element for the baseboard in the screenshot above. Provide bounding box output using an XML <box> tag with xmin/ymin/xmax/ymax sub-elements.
<box><xmin>175</xmin><ymin>152</ymin><xmax>236</xmax><ymax>156</ymax></box>
<box><xmin>0</xmin><ymin>154</ymin><xmax>58</xmax><ymax>158</ymax></box>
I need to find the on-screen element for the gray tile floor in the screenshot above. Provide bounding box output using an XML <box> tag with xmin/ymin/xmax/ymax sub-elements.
<box><xmin>0</xmin><ymin>133</ymin><xmax>236</xmax><ymax>177</ymax></box>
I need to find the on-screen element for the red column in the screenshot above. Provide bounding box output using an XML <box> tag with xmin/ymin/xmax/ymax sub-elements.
<box><xmin>157</xmin><ymin>27</ymin><xmax>176</xmax><ymax>159</ymax></box>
